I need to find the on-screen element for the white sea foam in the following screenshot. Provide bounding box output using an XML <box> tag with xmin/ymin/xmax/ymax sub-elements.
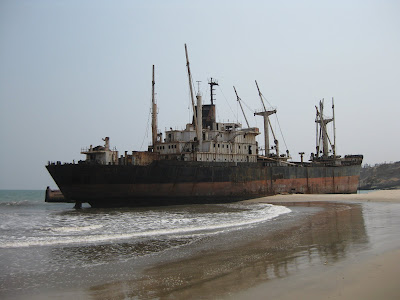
<box><xmin>51</xmin><ymin>224</ymin><xmax>104</xmax><ymax>233</ymax></box>
<box><xmin>0</xmin><ymin>200</ymin><xmax>31</xmax><ymax>206</ymax></box>
<box><xmin>0</xmin><ymin>203</ymin><xmax>291</xmax><ymax>248</ymax></box>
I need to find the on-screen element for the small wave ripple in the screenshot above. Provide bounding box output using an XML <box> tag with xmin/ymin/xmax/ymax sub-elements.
<box><xmin>0</xmin><ymin>203</ymin><xmax>291</xmax><ymax>248</ymax></box>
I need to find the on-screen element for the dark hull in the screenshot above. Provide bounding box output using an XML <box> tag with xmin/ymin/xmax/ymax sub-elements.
<box><xmin>46</xmin><ymin>161</ymin><xmax>362</xmax><ymax>207</ymax></box>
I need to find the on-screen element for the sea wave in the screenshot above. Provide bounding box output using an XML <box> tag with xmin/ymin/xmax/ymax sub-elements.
<box><xmin>0</xmin><ymin>200</ymin><xmax>34</xmax><ymax>207</ymax></box>
<box><xmin>0</xmin><ymin>204</ymin><xmax>291</xmax><ymax>248</ymax></box>
<box><xmin>51</xmin><ymin>224</ymin><xmax>104</xmax><ymax>233</ymax></box>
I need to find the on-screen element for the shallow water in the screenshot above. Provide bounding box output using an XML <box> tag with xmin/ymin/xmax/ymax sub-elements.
<box><xmin>2</xmin><ymin>191</ymin><xmax>399</xmax><ymax>300</ymax></box>
<box><xmin>0</xmin><ymin>190</ymin><xmax>290</xmax><ymax>249</ymax></box>
<box><xmin>0</xmin><ymin>190</ymin><xmax>291</xmax><ymax>299</ymax></box>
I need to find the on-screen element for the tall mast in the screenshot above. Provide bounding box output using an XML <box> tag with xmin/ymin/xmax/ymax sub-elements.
<box><xmin>233</xmin><ymin>86</ymin><xmax>250</xmax><ymax>128</ymax></box>
<box><xmin>315</xmin><ymin>99</ymin><xmax>334</xmax><ymax>158</ymax></box>
<box><xmin>332</xmin><ymin>97</ymin><xmax>336</xmax><ymax>159</ymax></box>
<box><xmin>255</xmin><ymin>80</ymin><xmax>267</xmax><ymax>111</ymax></box>
<box><xmin>151</xmin><ymin>65</ymin><xmax>158</xmax><ymax>149</ymax></box>
<box><xmin>184</xmin><ymin>44</ymin><xmax>200</xmax><ymax>147</ymax></box>
<box><xmin>320</xmin><ymin>100</ymin><xmax>329</xmax><ymax>157</ymax></box>
<box><xmin>254</xmin><ymin>80</ymin><xmax>276</xmax><ymax>156</ymax></box>
<box><xmin>196</xmin><ymin>81</ymin><xmax>203</xmax><ymax>150</ymax></box>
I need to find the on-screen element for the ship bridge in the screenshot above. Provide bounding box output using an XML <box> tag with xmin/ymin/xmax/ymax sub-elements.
<box><xmin>80</xmin><ymin>137</ymin><xmax>118</xmax><ymax>165</ymax></box>
<box><xmin>155</xmin><ymin>112</ymin><xmax>260</xmax><ymax>163</ymax></box>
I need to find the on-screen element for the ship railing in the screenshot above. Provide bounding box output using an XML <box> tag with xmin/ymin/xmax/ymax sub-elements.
<box><xmin>80</xmin><ymin>146</ymin><xmax>118</xmax><ymax>153</ymax></box>
<box><xmin>48</xmin><ymin>160</ymin><xmax>82</xmax><ymax>165</ymax></box>
<box><xmin>254</xmin><ymin>107</ymin><xmax>277</xmax><ymax>114</ymax></box>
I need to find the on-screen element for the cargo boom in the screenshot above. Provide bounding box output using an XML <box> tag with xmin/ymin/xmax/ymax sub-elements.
<box><xmin>46</xmin><ymin>45</ymin><xmax>363</xmax><ymax>208</ymax></box>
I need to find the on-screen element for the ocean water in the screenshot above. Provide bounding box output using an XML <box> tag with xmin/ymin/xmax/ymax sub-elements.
<box><xmin>0</xmin><ymin>190</ymin><xmax>291</xmax><ymax>299</ymax></box>
<box><xmin>3</xmin><ymin>190</ymin><xmax>400</xmax><ymax>299</ymax></box>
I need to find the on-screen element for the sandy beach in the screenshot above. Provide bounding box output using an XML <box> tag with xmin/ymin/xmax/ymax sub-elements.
<box><xmin>230</xmin><ymin>190</ymin><xmax>400</xmax><ymax>300</ymax></box>
<box><xmin>248</xmin><ymin>189</ymin><xmax>400</xmax><ymax>203</ymax></box>
<box><xmin>232</xmin><ymin>248</ymin><xmax>400</xmax><ymax>300</ymax></box>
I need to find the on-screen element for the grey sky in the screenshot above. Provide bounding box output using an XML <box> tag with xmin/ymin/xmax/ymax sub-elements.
<box><xmin>0</xmin><ymin>0</ymin><xmax>399</xmax><ymax>189</ymax></box>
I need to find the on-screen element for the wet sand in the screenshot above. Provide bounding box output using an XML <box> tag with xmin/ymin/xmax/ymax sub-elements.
<box><xmin>233</xmin><ymin>248</ymin><xmax>400</xmax><ymax>300</ymax></box>
<box><xmin>247</xmin><ymin>189</ymin><xmax>400</xmax><ymax>203</ymax></box>
<box><xmin>86</xmin><ymin>190</ymin><xmax>400</xmax><ymax>299</ymax></box>
<box><xmin>230</xmin><ymin>190</ymin><xmax>400</xmax><ymax>300</ymax></box>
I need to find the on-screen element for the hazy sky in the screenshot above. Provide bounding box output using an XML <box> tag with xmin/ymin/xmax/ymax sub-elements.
<box><xmin>1</xmin><ymin>0</ymin><xmax>399</xmax><ymax>189</ymax></box>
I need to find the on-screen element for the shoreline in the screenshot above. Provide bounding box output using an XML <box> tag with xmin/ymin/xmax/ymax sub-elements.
<box><xmin>244</xmin><ymin>189</ymin><xmax>400</xmax><ymax>203</ymax></box>
<box><xmin>232</xmin><ymin>189</ymin><xmax>400</xmax><ymax>300</ymax></box>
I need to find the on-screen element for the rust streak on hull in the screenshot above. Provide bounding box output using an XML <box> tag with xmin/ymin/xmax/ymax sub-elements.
<box><xmin>54</xmin><ymin>175</ymin><xmax>360</xmax><ymax>207</ymax></box>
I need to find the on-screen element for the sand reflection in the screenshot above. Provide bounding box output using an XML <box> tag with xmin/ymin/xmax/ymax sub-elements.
<box><xmin>89</xmin><ymin>202</ymin><xmax>367</xmax><ymax>299</ymax></box>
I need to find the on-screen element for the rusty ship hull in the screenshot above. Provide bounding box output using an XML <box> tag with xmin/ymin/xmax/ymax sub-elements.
<box><xmin>46</xmin><ymin>160</ymin><xmax>362</xmax><ymax>208</ymax></box>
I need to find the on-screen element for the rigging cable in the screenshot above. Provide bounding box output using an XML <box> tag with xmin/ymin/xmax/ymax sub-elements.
<box><xmin>275</xmin><ymin>114</ymin><xmax>289</xmax><ymax>153</ymax></box>
<box><xmin>241</xmin><ymin>96</ymin><xmax>264</xmax><ymax>133</ymax></box>
<box><xmin>258</xmin><ymin>90</ymin><xmax>290</xmax><ymax>153</ymax></box>
<box><xmin>238</xmin><ymin>96</ymin><xmax>259</xmax><ymax>126</ymax></box>
<box><xmin>140</xmin><ymin>106</ymin><xmax>152</xmax><ymax>150</ymax></box>
<box><xmin>260</xmin><ymin>91</ymin><xmax>273</xmax><ymax>108</ymax></box>
<box><xmin>217</xmin><ymin>86</ymin><xmax>238</xmax><ymax>121</ymax></box>
<box><xmin>239</xmin><ymin>97</ymin><xmax>255</xmax><ymax>112</ymax></box>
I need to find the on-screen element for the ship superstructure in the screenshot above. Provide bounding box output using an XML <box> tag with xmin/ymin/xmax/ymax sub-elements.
<box><xmin>147</xmin><ymin>45</ymin><xmax>269</xmax><ymax>165</ymax></box>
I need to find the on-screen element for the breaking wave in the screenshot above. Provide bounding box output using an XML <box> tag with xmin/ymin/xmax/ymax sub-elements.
<box><xmin>0</xmin><ymin>203</ymin><xmax>291</xmax><ymax>248</ymax></box>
